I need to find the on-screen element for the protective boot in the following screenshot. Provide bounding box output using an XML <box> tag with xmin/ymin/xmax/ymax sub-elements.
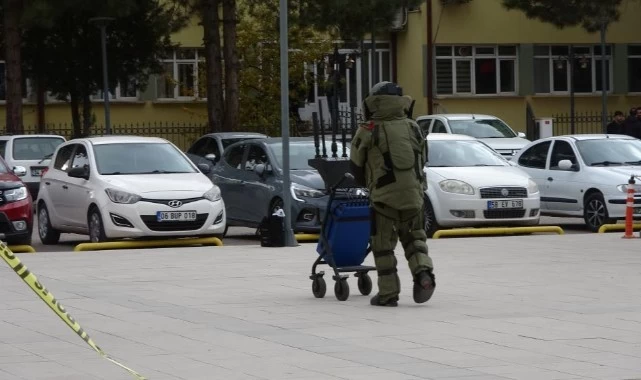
<box><xmin>370</xmin><ymin>294</ymin><xmax>399</xmax><ymax>307</ymax></box>
<box><xmin>413</xmin><ymin>269</ymin><xmax>435</xmax><ymax>304</ymax></box>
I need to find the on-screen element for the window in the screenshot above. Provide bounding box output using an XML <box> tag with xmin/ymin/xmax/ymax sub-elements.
<box><xmin>224</xmin><ymin>144</ymin><xmax>246</xmax><ymax>169</ymax></box>
<box><xmin>54</xmin><ymin>145</ymin><xmax>76</xmax><ymax>172</ymax></box>
<box><xmin>449</xmin><ymin>119</ymin><xmax>516</xmax><ymax>138</ymax></box>
<box><xmin>71</xmin><ymin>145</ymin><xmax>89</xmax><ymax>169</ymax></box>
<box><xmin>189</xmin><ymin>137</ymin><xmax>219</xmax><ymax>158</ymax></box>
<box><xmin>245</xmin><ymin>145</ymin><xmax>269</xmax><ymax>171</ymax></box>
<box><xmin>576</xmin><ymin>138</ymin><xmax>641</xmax><ymax>166</ymax></box>
<box><xmin>12</xmin><ymin>137</ymin><xmax>65</xmax><ymax>161</ymax></box>
<box><xmin>157</xmin><ymin>49</ymin><xmax>206</xmax><ymax>99</ymax></box>
<box><xmin>629</xmin><ymin>45</ymin><xmax>641</xmax><ymax>93</ymax></box>
<box><xmin>93</xmin><ymin>143</ymin><xmax>197</xmax><ymax>175</ymax></box>
<box><xmin>428</xmin><ymin>140</ymin><xmax>507</xmax><ymax>167</ymax></box>
<box><xmin>518</xmin><ymin>141</ymin><xmax>551</xmax><ymax>169</ymax></box>
<box><xmin>417</xmin><ymin>119</ymin><xmax>432</xmax><ymax>134</ymax></box>
<box><xmin>433</xmin><ymin>120</ymin><xmax>447</xmax><ymax>133</ymax></box>
<box><xmin>270</xmin><ymin>141</ymin><xmax>349</xmax><ymax>170</ymax></box>
<box><xmin>0</xmin><ymin>61</ymin><xmax>31</xmax><ymax>101</ymax></box>
<box><xmin>435</xmin><ymin>45</ymin><xmax>517</xmax><ymax>96</ymax></box>
<box><xmin>550</xmin><ymin>140</ymin><xmax>577</xmax><ymax>170</ymax></box>
<box><xmin>0</xmin><ymin>141</ymin><xmax>7</xmax><ymax>158</ymax></box>
<box><xmin>534</xmin><ymin>45</ymin><xmax>612</xmax><ymax>94</ymax></box>
<box><xmin>91</xmin><ymin>76</ymin><xmax>138</xmax><ymax>101</ymax></box>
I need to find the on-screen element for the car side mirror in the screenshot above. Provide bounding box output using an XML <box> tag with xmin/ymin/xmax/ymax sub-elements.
<box><xmin>517</xmin><ymin>132</ymin><xmax>526</xmax><ymax>138</ymax></box>
<box><xmin>254</xmin><ymin>163</ymin><xmax>266</xmax><ymax>177</ymax></box>
<box><xmin>68</xmin><ymin>166</ymin><xmax>90</xmax><ymax>180</ymax></box>
<box><xmin>558</xmin><ymin>159</ymin><xmax>574</xmax><ymax>171</ymax></box>
<box><xmin>12</xmin><ymin>166</ymin><xmax>26</xmax><ymax>177</ymax></box>
<box><xmin>197</xmin><ymin>163</ymin><xmax>211</xmax><ymax>174</ymax></box>
<box><xmin>205</xmin><ymin>153</ymin><xmax>217</xmax><ymax>163</ymax></box>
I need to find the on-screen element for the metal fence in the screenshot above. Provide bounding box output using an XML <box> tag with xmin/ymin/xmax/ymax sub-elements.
<box><xmin>0</xmin><ymin>122</ymin><xmax>210</xmax><ymax>151</ymax></box>
<box><xmin>551</xmin><ymin>111</ymin><xmax>613</xmax><ymax>136</ymax></box>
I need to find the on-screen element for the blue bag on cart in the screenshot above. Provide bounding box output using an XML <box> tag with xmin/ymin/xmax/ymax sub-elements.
<box><xmin>316</xmin><ymin>198</ymin><xmax>371</xmax><ymax>268</ymax></box>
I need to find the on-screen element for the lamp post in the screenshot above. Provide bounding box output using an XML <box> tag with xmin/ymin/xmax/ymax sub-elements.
<box><xmin>599</xmin><ymin>17</ymin><xmax>608</xmax><ymax>133</ymax></box>
<box><xmin>279</xmin><ymin>0</ymin><xmax>296</xmax><ymax>247</ymax></box>
<box><xmin>89</xmin><ymin>17</ymin><xmax>115</xmax><ymax>135</ymax></box>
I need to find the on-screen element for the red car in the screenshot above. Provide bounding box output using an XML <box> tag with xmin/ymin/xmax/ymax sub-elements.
<box><xmin>0</xmin><ymin>157</ymin><xmax>33</xmax><ymax>245</ymax></box>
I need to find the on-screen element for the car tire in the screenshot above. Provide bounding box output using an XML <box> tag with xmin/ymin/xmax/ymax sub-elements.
<box><xmin>583</xmin><ymin>192</ymin><xmax>615</xmax><ymax>232</ymax></box>
<box><xmin>88</xmin><ymin>207</ymin><xmax>108</xmax><ymax>243</ymax></box>
<box><xmin>38</xmin><ymin>203</ymin><xmax>60</xmax><ymax>245</ymax></box>
<box><xmin>423</xmin><ymin>197</ymin><xmax>440</xmax><ymax>238</ymax></box>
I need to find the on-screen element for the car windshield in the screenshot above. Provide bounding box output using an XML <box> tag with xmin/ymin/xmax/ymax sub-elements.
<box><xmin>449</xmin><ymin>119</ymin><xmax>517</xmax><ymax>138</ymax></box>
<box><xmin>428</xmin><ymin>140</ymin><xmax>508</xmax><ymax>167</ymax></box>
<box><xmin>12</xmin><ymin>137</ymin><xmax>65</xmax><ymax>160</ymax></box>
<box><xmin>270</xmin><ymin>141</ymin><xmax>349</xmax><ymax>170</ymax></box>
<box><xmin>576</xmin><ymin>138</ymin><xmax>641</xmax><ymax>166</ymax></box>
<box><xmin>222</xmin><ymin>137</ymin><xmax>262</xmax><ymax>149</ymax></box>
<box><xmin>94</xmin><ymin>142</ymin><xmax>197</xmax><ymax>175</ymax></box>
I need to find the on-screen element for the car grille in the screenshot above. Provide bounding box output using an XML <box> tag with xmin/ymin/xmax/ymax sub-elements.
<box><xmin>140</xmin><ymin>213</ymin><xmax>209</xmax><ymax>232</ymax></box>
<box><xmin>483</xmin><ymin>209</ymin><xmax>526</xmax><ymax>219</ymax></box>
<box><xmin>140</xmin><ymin>197</ymin><xmax>204</xmax><ymax>206</ymax></box>
<box><xmin>480</xmin><ymin>187</ymin><xmax>527</xmax><ymax>199</ymax></box>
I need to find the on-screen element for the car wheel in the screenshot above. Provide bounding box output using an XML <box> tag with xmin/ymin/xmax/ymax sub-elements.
<box><xmin>38</xmin><ymin>203</ymin><xmax>60</xmax><ymax>245</ymax></box>
<box><xmin>88</xmin><ymin>207</ymin><xmax>108</xmax><ymax>243</ymax></box>
<box><xmin>423</xmin><ymin>197</ymin><xmax>440</xmax><ymax>238</ymax></box>
<box><xmin>583</xmin><ymin>192</ymin><xmax>615</xmax><ymax>232</ymax></box>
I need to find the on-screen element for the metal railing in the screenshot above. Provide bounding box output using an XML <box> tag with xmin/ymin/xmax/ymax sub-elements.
<box><xmin>551</xmin><ymin>111</ymin><xmax>612</xmax><ymax>136</ymax></box>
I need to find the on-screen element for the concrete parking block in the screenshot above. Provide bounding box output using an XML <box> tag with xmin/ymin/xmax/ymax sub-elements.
<box><xmin>1</xmin><ymin>233</ymin><xmax>641</xmax><ymax>379</ymax></box>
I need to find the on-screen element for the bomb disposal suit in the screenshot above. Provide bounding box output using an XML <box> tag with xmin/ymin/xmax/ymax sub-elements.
<box><xmin>349</xmin><ymin>82</ymin><xmax>436</xmax><ymax>307</ymax></box>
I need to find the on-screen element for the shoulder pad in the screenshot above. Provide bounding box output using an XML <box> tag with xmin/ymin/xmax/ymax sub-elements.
<box><xmin>361</xmin><ymin>121</ymin><xmax>375</xmax><ymax>131</ymax></box>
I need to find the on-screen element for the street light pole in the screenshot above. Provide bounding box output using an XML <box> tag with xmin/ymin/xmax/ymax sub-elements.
<box><xmin>279</xmin><ymin>0</ymin><xmax>296</xmax><ymax>247</ymax></box>
<box><xmin>89</xmin><ymin>17</ymin><xmax>115</xmax><ymax>135</ymax></box>
<box><xmin>600</xmin><ymin>20</ymin><xmax>608</xmax><ymax>133</ymax></box>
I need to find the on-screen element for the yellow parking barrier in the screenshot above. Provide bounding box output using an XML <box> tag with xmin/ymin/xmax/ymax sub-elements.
<box><xmin>8</xmin><ymin>245</ymin><xmax>36</xmax><ymax>253</ymax></box>
<box><xmin>432</xmin><ymin>226</ymin><xmax>564</xmax><ymax>239</ymax></box>
<box><xmin>598</xmin><ymin>223</ymin><xmax>641</xmax><ymax>233</ymax></box>
<box><xmin>295</xmin><ymin>233</ymin><xmax>319</xmax><ymax>242</ymax></box>
<box><xmin>73</xmin><ymin>237</ymin><xmax>223</xmax><ymax>252</ymax></box>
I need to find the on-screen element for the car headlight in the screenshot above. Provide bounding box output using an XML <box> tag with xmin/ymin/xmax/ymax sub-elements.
<box><xmin>617</xmin><ymin>184</ymin><xmax>641</xmax><ymax>193</ymax></box>
<box><xmin>3</xmin><ymin>186</ymin><xmax>28</xmax><ymax>202</ymax></box>
<box><xmin>438</xmin><ymin>180</ymin><xmax>474</xmax><ymax>195</ymax></box>
<box><xmin>528</xmin><ymin>179</ymin><xmax>539</xmax><ymax>194</ymax></box>
<box><xmin>291</xmin><ymin>183</ymin><xmax>325</xmax><ymax>202</ymax></box>
<box><xmin>203</xmin><ymin>186</ymin><xmax>222</xmax><ymax>202</ymax></box>
<box><xmin>105</xmin><ymin>188</ymin><xmax>141</xmax><ymax>204</ymax></box>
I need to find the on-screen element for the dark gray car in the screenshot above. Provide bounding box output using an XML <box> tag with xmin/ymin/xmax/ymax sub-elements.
<box><xmin>186</xmin><ymin>132</ymin><xmax>268</xmax><ymax>166</ymax></box>
<box><xmin>204</xmin><ymin>137</ymin><xmax>348</xmax><ymax>234</ymax></box>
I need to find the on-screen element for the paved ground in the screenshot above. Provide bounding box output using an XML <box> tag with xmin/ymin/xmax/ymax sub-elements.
<box><xmin>1</xmin><ymin>232</ymin><xmax>641</xmax><ymax>380</ymax></box>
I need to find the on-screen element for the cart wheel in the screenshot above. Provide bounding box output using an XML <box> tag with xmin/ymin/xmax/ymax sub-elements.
<box><xmin>357</xmin><ymin>273</ymin><xmax>373</xmax><ymax>296</ymax></box>
<box><xmin>334</xmin><ymin>278</ymin><xmax>350</xmax><ymax>301</ymax></box>
<box><xmin>312</xmin><ymin>277</ymin><xmax>326</xmax><ymax>298</ymax></box>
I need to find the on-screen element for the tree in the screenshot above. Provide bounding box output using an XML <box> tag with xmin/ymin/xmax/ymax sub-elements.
<box><xmin>501</xmin><ymin>0</ymin><xmax>622</xmax><ymax>32</ymax></box>
<box><xmin>19</xmin><ymin>0</ymin><xmax>187</xmax><ymax>137</ymax></box>
<box><xmin>2</xmin><ymin>0</ymin><xmax>24</xmax><ymax>133</ymax></box>
<box><xmin>222</xmin><ymin>0</ymin><xmax>239</xmax><ymax>132</ymax></box>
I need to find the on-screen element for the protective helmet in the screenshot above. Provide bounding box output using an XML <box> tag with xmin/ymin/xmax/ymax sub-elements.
<box><xmin>368</xmin><ymin>81</ymin><xmax>403</xmax><ymax>97</ymax></box>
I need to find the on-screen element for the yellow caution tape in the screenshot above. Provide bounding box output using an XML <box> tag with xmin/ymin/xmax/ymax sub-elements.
<box><xmin>0</xmin><ymin>241</ymin><xmax>147</xmax><ymax>380</ymax></box>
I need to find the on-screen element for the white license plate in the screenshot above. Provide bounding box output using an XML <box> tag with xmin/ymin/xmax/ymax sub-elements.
<box><xmin>487</xmin><ymin>199</ymin><xmax>523</xmax><ymax>209</ymax></box>
<box><xmin>156</xmin><ymin>211</ymin><xmax>197</xmax><ymax>222</ymax></box>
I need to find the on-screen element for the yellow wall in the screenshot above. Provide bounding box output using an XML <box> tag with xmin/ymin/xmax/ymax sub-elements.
<box><xmin>394</xmin><ymin>0</ymin><xmax>641</xmax><ymax>133</ymax></box>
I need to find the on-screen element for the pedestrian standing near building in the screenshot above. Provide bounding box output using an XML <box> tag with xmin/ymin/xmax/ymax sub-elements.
<box><xmin>607</xmin><ymin>111</ymin><xmax>626</xmax><ymax>134</ymax></box>
<box><xmin>349</xmin><ymin>81</ymin><xmax>436</xmax><ymax>307</ymax></box>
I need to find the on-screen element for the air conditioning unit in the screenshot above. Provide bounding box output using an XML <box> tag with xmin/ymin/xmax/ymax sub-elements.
<box><xmin>390</xmin><ymin>7</ymin><xmax>408</xmax><ymax>31</ymax></box>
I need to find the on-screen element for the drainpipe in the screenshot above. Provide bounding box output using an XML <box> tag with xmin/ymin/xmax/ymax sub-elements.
<box><xmin>426</xmin><ymin>0</ymin><xmax>434</xmax><ymax>115</ymax></box>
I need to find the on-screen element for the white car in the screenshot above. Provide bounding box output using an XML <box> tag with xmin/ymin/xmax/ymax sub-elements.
<box><xmin>0</xmin><ymin>134</ymin><xmax>66</xmax><ymax>199</ymax></box>
<box><xmin>513</xmin><ymin>134</ymin><xmax>641</xmax><ymax>232</ymax></box>
<box><xmin>416</xmin><ymin>114</ymin><xmax>530</xmax><ymax>159</ymax></box>
<box><xmin>36</xmin><ymin>136</ymin><xmax>226</xmax><ymax>244</ymax></box>
<box><xmin>424</xmin><ymin>134</ymin><xmax>540</xmax><ymax>236</ymax></box>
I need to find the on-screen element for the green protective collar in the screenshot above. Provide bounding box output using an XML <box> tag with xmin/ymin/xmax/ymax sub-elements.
<box><xmin>363</xmin><ymin>95</ymin><xmax>413</xmax><ymax>120</ymax></box>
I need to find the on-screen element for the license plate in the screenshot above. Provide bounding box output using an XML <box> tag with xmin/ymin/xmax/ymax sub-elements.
<box><xmin>156</xmin><ymin>211</ymin><xmax>197</xmax><ymax>222</ymax></box>
<box><xmin>487</xmin><ymin>199</ymin><xmax>523</xmax><ymax>209</ymax></box>
<box><xmin>30</xmin><ymin>167</ymin><xmax>46</xmax><ymax>176</ymax></box>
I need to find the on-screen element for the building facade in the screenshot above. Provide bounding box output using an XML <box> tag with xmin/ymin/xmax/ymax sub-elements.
<box><xmin>395</xmin><ymin>0</ymin><xmax>641</xmax><ymax>135</ymax></box>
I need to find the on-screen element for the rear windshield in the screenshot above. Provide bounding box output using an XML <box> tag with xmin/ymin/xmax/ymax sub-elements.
<box><xmin>12</xmin><ymin>137</ymin><xmax>65</xmax><ymax>161</ymax></box>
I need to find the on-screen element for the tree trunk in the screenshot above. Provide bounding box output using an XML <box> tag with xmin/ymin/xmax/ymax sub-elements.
<box><xmin>69</xmin><ymin>91</ymin><xmax>82</xmax><ymax>139</ymax></box>
<box><xmin>202</xmin><ymin>0</ymin><xmax>225</xmax><ymax>133</ymax></box>
<box><xmin>82</xmin><ymin>91</ymin><xmax>92</xmax><ymax>137</ymax></box>
<box><xmin>222</xmin><ymin>0</ymin><xmax>239</xmax><ymax>132</ymax></box>
<box><xmin>3</xmin><ymin>0</ymin><xmax>24</xmax><ymax>134</ymax></box>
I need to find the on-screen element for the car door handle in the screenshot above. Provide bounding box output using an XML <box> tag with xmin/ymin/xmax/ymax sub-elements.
<box><xmin>62</xmin><ymin>185</ymin><xmax>68</xmax><ymax>189</ymax></box>
<box><xmin>547</xmin><ymin>177</ymin><xmax>553</xmax><ymax>181</ymax></box>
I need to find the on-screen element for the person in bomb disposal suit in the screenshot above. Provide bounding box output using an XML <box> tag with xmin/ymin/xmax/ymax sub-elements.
<box><xmin>349</xmin><ymin>81</ymin><xmax>436</xmax><ymax>307</ymax></box>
